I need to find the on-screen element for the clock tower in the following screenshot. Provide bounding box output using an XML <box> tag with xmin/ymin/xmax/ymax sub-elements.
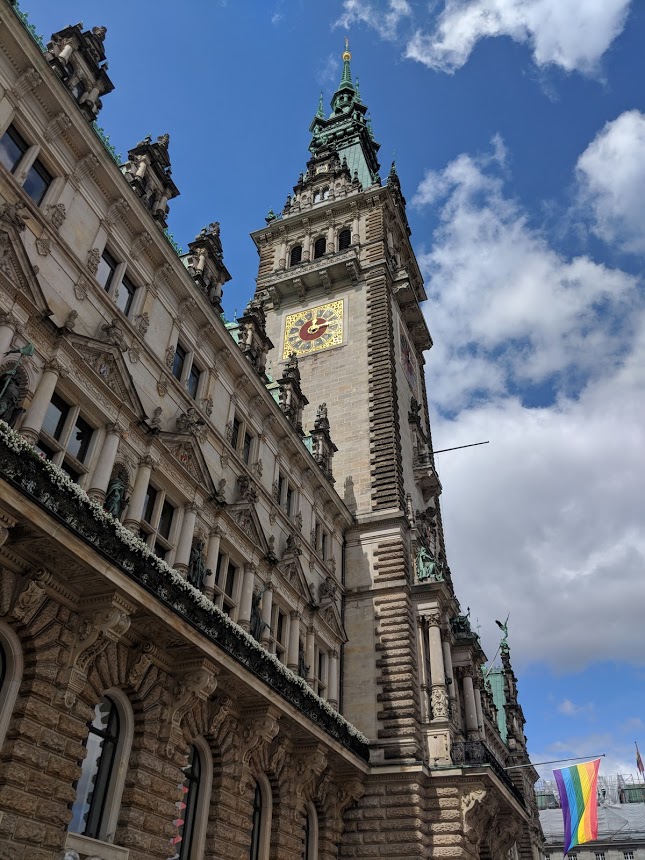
<box><xmin>251</xmin><ymin>41</ymin><xmax>452</xmax><ymax>766</ymax></box>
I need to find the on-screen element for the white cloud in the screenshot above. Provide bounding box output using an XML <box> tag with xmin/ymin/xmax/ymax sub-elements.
<box><xmin>335</xmin><ymin>0</ymin><xmax>632</xmax><ymax>75</ymax></box>
<box><xmin>577</xmin><ymin>110</ymin><xmax>645</xmax><ymax>255</ymax></box>
<box><xmin>415</xmin><ymin>137</ymin><xmax>645</xmax><ymax>672</ymax></box>
<box><xmin>416</xmin><ymin>140</ymin><xmax>637</xmax><ymax>412</ymax></box>
<box><xmin>335</xmin><ymin>0</ymin><xmax>412</xmax><ymax>40</ymax></box>
<box><xmin>316</xmin><ymin>53</ymin><xmax>341</xmax><ymax>87</ymax></box>
<box><xmin>558</xmin><ymin>699</ymin><xmax>593</xmax><ymax>717</ymax></box>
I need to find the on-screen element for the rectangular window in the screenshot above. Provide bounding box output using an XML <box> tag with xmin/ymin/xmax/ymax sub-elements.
<box><xmin>213</xmin><ymin>552</ymin><xmax>238</xmax><ymax>617</ymax></box>
<box><xmin>38</xmin><ymin>391</ymin><xmax>96</xmax><ymax>483</ymax></box>
<box><xmin>314</xmin><ymin>647</ymin><xmax>327</xmax><ymax>698</ymax></box>
<box><xmin>139</xmin><ymin>483</ymin><xmax>177</xmax><ymax>559</ymax></box>
<box><xmin>42</xmin><ymin>392</ymin><xmax>70</xmax><ymax>440</ymax></box>
<box><xmin>23</xmin><ymin>158</ymin><xmax>52</xmax><ymax>205</ymax></box>
<box><xmin>321</xmin><ymin>530</ymin><xmax>329</xmax><ymax>560</ymax></box>
<box><xmin>142</xmin><ymin>485</ymin><xmax>158</xmax><ymax>525</ymax></box>
<box><xmin>285</xmin><ymin>484</ymin><xmax>293</xmax><ymax>516</ymax></box>
<box><xmin>157</xmin><ymin>499</ymin><xmax>175</xmax><ymax>540</ymax></box>
<box><xmin>595</xmin><ymin>853</ymin><xmax>605</xmax><ymax>860</ymax></box>
<box><xmin>231</xmin><ymin>417</ymin><xmax>240</xmax><ymax>450</ymax></box>
<box><xmin>270</xmin><ymin>605</ymin><xmax>288</xmax><ymax>663</ymax></box>
<box><xmin>0</xmin><ymin>125</ymin><xmax>28</xmax><ymax>173</ymax></box>
<box><xmin>187</xmin><ymin>362</ymin><xmax>201</xmax><ymax>399</ymax></box>
<box><xmin>116</xmin><ymin>273</ymin><xmax>137</xmax><ymax>316</ymax></box>
<box><xmin>624</xmin><ymin>853</ymin><xmax>634</xmax><ymax>860</ymax></box>
<box><xmin>96</xmin><ymin>248</ymin><xmax>118</xmax><ymax>291</ymax></box>
<box><xmin>242</xmin><ymin>430</ymin><xmax>252</xmax><ymax>464</ymax></box>
<box><xmin>67</xmin><ymin>414</ymin><xmax>94</xmax><ymax>463</ymax></box>
<box><xmin>172</xmin><ymin>343</ymin><xmax>186</xmax><ymax>381</ymax></box>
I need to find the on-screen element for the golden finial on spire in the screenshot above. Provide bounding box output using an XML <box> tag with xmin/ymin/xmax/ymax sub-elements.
<box><xmin>343</xmin><ymin>37</ymin><xmax>352</xmax><ymax>62</ymax></box>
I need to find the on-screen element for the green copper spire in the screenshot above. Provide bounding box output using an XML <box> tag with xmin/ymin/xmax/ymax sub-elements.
<box><xmin>316</xmin><ymin>91</ymin><xmax>324</xmax><ymax>119</ymax></box>
<box><xmin>339</xmin><ymin>37</ymin><xmax>354</xmax><ymax>90</ymax></box>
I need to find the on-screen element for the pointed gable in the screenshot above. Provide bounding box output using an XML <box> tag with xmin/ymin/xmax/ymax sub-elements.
<box><xmin>278</xmin><ymin>551</ymin><xmax>316</xmax><ymax>605</ymax></box>
<box><xmin>226</xmin><ymin>500</ymin><xmax>269</xmax><ymax>555</ymax></box>
<box><xmin>318</xmin><ymin>600</ymin><xmax>347</xmax><ymax>643</ymax></box>
<box><xmin>0</xmin><ymin>216</ymin><xmax>52</xmax><ymax>315</ymax></box>
<box><xmin>65</xmin><ymin>334</ymin><xmax>145</xmax><ymax>418</ymax></box>
<box><xmin>157</xmin><ymin>431</ymin><xmax>215</xmax><ymax>496</ymax></box>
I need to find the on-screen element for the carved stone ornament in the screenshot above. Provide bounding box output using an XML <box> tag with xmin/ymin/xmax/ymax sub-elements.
<box><xmin>157</xmin><ymin>375</ymin><xmax>168</xmax><ymax>397</ymax></box>
<box><xmin>57</xmin><ymin>600</ymin><xmax>133</xmax><ymax>709</ymax></box>
<box><xmin>176</xmin><ymin>407</ymin><xmax>206</xmax><ymax>437</ymax></box>
<box><xmin>35</xmin><ymin>233</ymin><xmax>51</xmax><ymax>257</ymax></box>
<box><xmin>104</xmin><ymin>197</ymin><xmax>129</xmax><ymax>228</ymax></box>
<box><xmin>128</xmin><ymin>347</ymin><xmax>140</xmax><ymax>364</ymax></box>
<box><xmin>74</xmin><ymin>276</ymin><xmax>89</xmax><ymax>301</ymax></box>
<box><xmin>9</xmin><ymin>67</ymin><xmax>42</xmax><ymax>101</ymax></box>
<box><xmin>164</xmin><ymin>346</ymin><xmax>175</xmax><ymax>369</ymax></box>
<box><xmin>100</xmin><ymin>318</ymin><xmax>126</xmax><ymax>350</ymax></box>
<box><xmin>72</xmin><ymin>153</ymin><xmax>99</xmax><ymax>184</ymax></box>
<box><xmin>131</xmin><ymin>231</ymin><xmax>152</xmax><ymax>260</ymax></box>
<box><xmin>87</xmin><ymin>247</ymin><xmax>101</xmax><ymax>274</ymax></box>
<box><xmin>11</xmin><ymin>568</ymin><xmax>52</xmax><ymax>625</ymax></box>
<box><xmin>431</xmin><ymin>685</ymin><xmax>449</xmax><ymax>719</ymax></box>
<box><xmin>160</xmin><ymin>663</ymin><xmax>218</xmax><ymax>756</ymax></box>
<box><xmin>0</xmin><ymin>201</ymin><xmax>27</xmax><ymax>232</ymax></box>
<box><xmin>47</xmin><ymin>203</ymin><xmax>66</xmax><ymax>231</ymax></box>
<box><xmin>201</xmin><ymin>395</ymin><xmax>213</xmax><ymax>417</ymax></box>
<box><xmin>135</xmin><ymin>311</ymin><xmax>149</xmax><ymax>336</ymax></box>
<box><xmin>44</xmin><ymin>112</ymin><xmax>72</xmax><ymax>143</ymax></box>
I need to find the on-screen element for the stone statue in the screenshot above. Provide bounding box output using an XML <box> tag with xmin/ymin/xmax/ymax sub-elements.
<box><xmin>250</xmin><ymin>589</ymin><xmax>267</xmax><ymax>641</ymax></box>
<box><xmin>0</xmin><ymin>373</ymin><xmax>22</xmax><ymax>426</ymax></box>
<box><xmin>416</xmin><ymin>545</ymin><xmax>439</xmax><ymax>582</ymax></box>
<box><xmin>495</xmin><ymin>615</ymin><xmax>510</xmax><ymax>651</ymax></box>
<box><xmin>103</xmin><ymin>473</ymin><xmax>127</xmax><ymax>518</ymax></box>
<box><xmin>187</xmin><ymin>539</ymin><xmax>207</xmax><ymax>589</ymax></box>
<box><xmin>298</xmin><ymin>643</ymin><xmax>308</xmax><ymax>679</ymax></box>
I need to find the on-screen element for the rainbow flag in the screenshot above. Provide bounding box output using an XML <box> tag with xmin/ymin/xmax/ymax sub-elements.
<box><xmin>554</xmin><ymin>759</ymin><xmax>601</xmax><ymax>854</ymax></box>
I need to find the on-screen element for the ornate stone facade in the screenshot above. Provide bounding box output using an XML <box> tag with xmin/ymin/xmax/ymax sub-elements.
<box><xmin>0</xmin><ymin>7</ymin><xmax>543</xmax><ymax>860</ymax></box>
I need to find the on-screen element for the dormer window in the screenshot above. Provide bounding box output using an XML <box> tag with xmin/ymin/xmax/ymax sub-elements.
<box><xmin>289</xmin><ymin>245</ymin><xmax>302</xmax><ymax>266</ymax></box>
<box><xmin>313</xmin><ymin>237</ymin><xmax>326</xmax><ymax>259</ymax></box>
<box><xmin>338</xmin><ymin>228</ymin><xmax>351</xmax><ymax>251</ymax></box>
<box><xmin>313</xmin><ymin>191</ymin><xmax>321</xmax><ymax>204</ymax></box>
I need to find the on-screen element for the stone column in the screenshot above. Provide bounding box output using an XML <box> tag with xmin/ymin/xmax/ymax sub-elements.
<box><xmin>87</xmin><ymin>423</ymin><xmax>122</xmax><ymax>501</ymax></box>
<box><xmin>442</xmin><ymin>632</ymin><xmax>456</xmax><ymax>701</ymax></box>
<box><xmin>260</xmin><ymin>585</ymin><xmax>273</xmax><ymax>646</ymax></box>
<box><xmin>238</xmin><ymin>563</ymin><xmax>256</xmax><ymax>631</ymax></box>
<box><xmin>123</xmin><ymin>455</ymin><xmax>154</xmax><ymax>531</ymax></box>
<box><xmin>174</xmin><ymin>502</ymin><xmax>198</xmax><ymax>574</ymax></box>
<box><xmin>327</xmin><ymin>224</ymin><xmax>335</xmax><ymax>249</ymax></box>
<box><xmin>474</xmin><ymin>681</ymin><xmax>486</xmax><ymax>740</ymax></box>
<box><xmin>287</xmin><ymin>611</ymin><xmax>300</xmax><ymax>671</ymax></box>
<box><xmin>278</xmin><ymin>239</ymin><xmax>287</xmax><ymax>269</ymax></box>
<box><xmin>462</xmin><ymin>668</ymin><xmax>479</xmax><ymax>740</ymax></box>
<box><xmin>352</xmin><ymin>215</ymin><xmax>360</xmax><ymax>245</ymax></box>
<box><xmin>20</xmin><ymin>359</ymin><xmax>64</xmax><ymax>443</ymax></box>
<box><xmin>328</xmin><ymin>649</ymin><xmax>339</xmax><ymax>709</ymax></box>
<box><xmin>305</xmin><ymin>626</ymin><xmax>315</xmax><ymax>688</ymax></box>
<box><xmin>427</xmin><ymin>612</ymin><xmax>449</xmax><ymax>721</ymax></box>
<box><xmin>203</xmin><ymin>527</ymin><xmax>222</xmax><ymax>599</ymax></box>
<box><xmin>0</xmin><ymin>312</ymin><xmax>16</xmax><ymax>359</ymax></box>
<box><xmin>417</xmin><ymin>616</ymin><xmax>430</xmax><ymax>723</ymax></box>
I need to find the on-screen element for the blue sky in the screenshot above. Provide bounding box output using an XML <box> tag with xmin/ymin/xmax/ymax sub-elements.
<box><xmin>23</xmin><ymin>0</ymin><xmax>645</xmax><ymax>778</ymax></box>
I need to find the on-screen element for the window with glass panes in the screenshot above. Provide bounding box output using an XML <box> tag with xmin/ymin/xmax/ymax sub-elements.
<box><xmin>116</xmin><ymin>272</ymin><xmax>137</xmax><ymax>316</ymax></box>
<box><xmin>212</xmin><ymin>551</ymin><xmax>239</xmax><ymax>617</ymax></box>
<box><xmin>276</xmin><ymin>470</ymin><xmax>296</xmax><ymax>517</ymax></box>
<box><xmin>0</xmin><ymin>124</ymin><xmax>52</xmax><ymax>204</ymax></box>
<box><xmin>178</xmin><ymin>744</ymin><xmax>202</xmax><ymax>860</ymax></box>
<box><xmin>186</xmin><ymin>361</ymin><xmax>201</xmax><ymax>399</ymax></box>
<box><xmin>338</xmin><ymin>228</ymin><xmax>351</xmax><ymax>251</ymax></box>
<box><xmin>269</xmin><ymin>604</ymin><xmax>288</xmax><ymax>663</ymax></box>
<box><xmin>96</xmin><ymin>248</ymin><xmax>118</xmax><ymax>292</ymax></box>
<box><xmin>313</xmin><ymin>645</ymin><xmax>327</xmax><ymax>698</ymax></box>
<box><xmin>139</xmin><ymin>483</ymin><xmax>177</xmax><ymax>560</ymax></box>
<box><xmin>37</xmin><ymin>391</ymin><xmax>95</xmax><ymax>483</ymax></box>
<box><xmin>69</xmin><ymin>696</ymin><xmax>120</xmax><ymax>839</ymax></box>
<box><xmin>312</xmin><ymin>517</ymin><xmax>330</xmax><ymax>559</ymax></box>
<box><xmin>230</xmin><ymin>413</ymin><xmax>255</xmax><ymax>464</ymax></box>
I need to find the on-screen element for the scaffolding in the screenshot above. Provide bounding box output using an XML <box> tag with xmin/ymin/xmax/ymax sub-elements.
<box><xmin>536</xmin><ymin>774</ymin><xmax>645</xmax><ymax>810</ymax></box>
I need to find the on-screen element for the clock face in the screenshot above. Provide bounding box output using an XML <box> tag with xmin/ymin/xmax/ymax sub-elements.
<box><xmin>283</xmin><ymin>300</ymin><xmax>344</xmax><ymax>359</ymax></box>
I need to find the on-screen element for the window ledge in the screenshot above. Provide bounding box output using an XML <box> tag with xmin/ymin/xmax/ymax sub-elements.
<box><xmin>65</xmin><ymin>832</ymin><xmax>130</xmax><ymax>860</ymax></box>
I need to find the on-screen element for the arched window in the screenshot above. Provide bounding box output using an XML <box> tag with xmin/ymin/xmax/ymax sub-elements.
<box><xmin>250</xmin><ymin>776</ymin><xmax>272</xmax><ymax>860</ymax></box>
<box><xmin>303</xmin><ymin>802</ymin><xmax>318</xmax><ymax>860</ymax></box>
<box><xmin>69</xmin><ymin>690</ymin><xmax>133</xmax><ymax>843</ymax></box>
<box><xmin>179</xmin><ymin>745</ymin><xmax>201</xmax><ymax>859</ymax></box>
<box><xmin>313</xmin><ymin>237</ymin><xmax>326</xmax><ymax>259</ymax></box>
<box><xmin>290</xmin><ymin>245</ymin><xmax>302</xmax><ymax>266</ymax></box>
<box><xmin>338</xmin><ymin>229</ymin><xmax>351</xmax><ymax>251</ymax></box>
<box><xmin>0</xmin><ymin>622</ymin><xmax>23</xmax><ymax>751</ymax></box>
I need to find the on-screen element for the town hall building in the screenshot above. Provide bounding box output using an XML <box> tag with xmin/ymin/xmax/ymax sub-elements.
<box><xmin>0</xmin><ymin>3</ymin><xmax>544</xmax><ymax>859</ymax></box>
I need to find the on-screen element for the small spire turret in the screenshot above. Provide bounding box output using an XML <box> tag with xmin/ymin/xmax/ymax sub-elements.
<box><xmin>339</xmin><ymin>37</ymin><xmax>354</xmax><ymax>90</ymax></box>
<box><xmin>316</xmin><ymin>91</ymin><xmax>324</xmax><ymax>119</ymax></box>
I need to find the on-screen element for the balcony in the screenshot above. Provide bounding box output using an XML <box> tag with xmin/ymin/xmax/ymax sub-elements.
<box><xmin>413</xmin><ymin>451</ymin><xmax>442</xmax><ymax>502</ymax></box>
<box><xmin>450</xmin><ymin>741</ymin><xmax>525</xmax><ymax>808</ymax></box>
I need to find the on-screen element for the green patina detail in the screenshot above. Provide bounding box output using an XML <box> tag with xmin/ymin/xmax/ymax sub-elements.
<box><xmin>13</xmin><ymin>1</ymin><xmax>46</xmax><ymax>51</ymax></box>
<box><xmin>308</xmin><ymin>44</ymin><xmax>381</xmax><ymax>193</ymax></box>
<box><xmin>486</xmin><ymin>666</ymin><xmax>508</xmax><ymax>742</ymax></box>
<box><xmin>91</xmin><ymin>122</ymin><xmax>122</xmax><ymax>164</ymax></box>
<box><xmin>163</xmin><ymin>228</ymin><xmax>183</xmax><ymax>256</ymax></box>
